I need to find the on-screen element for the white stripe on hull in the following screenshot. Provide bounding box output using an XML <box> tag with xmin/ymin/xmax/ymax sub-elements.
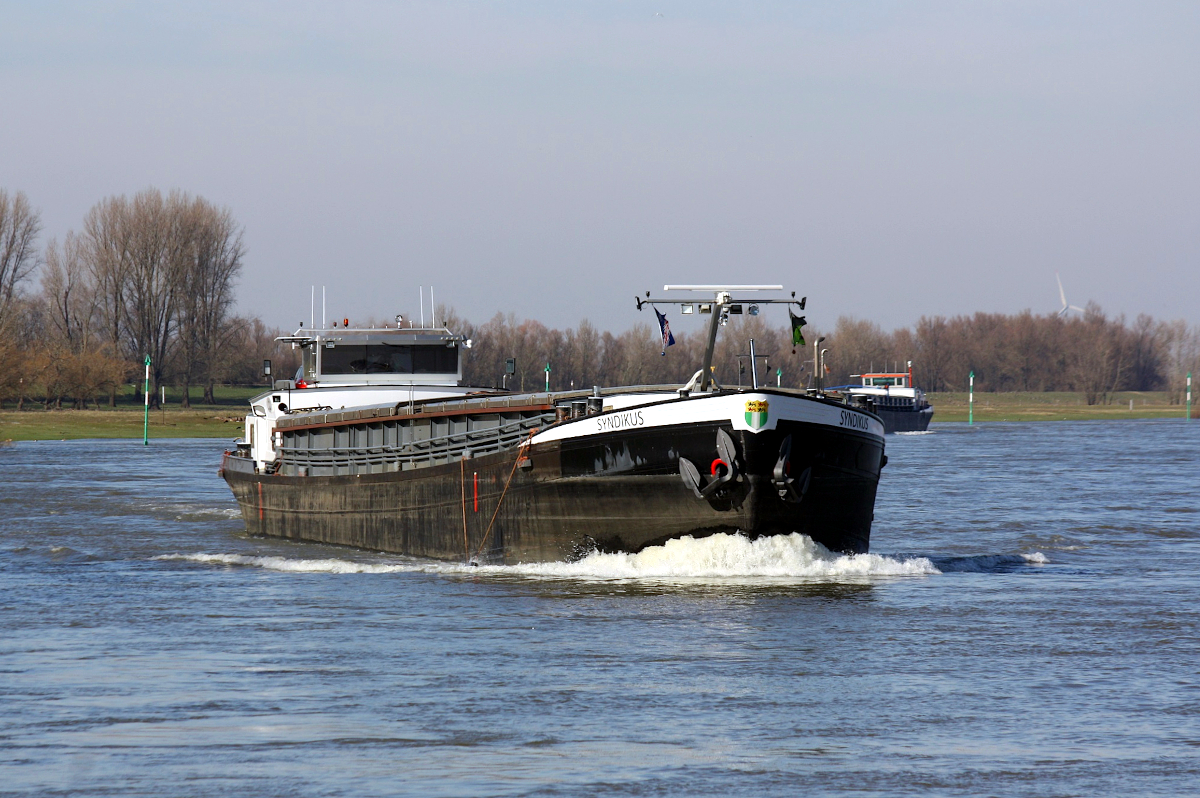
<box><xmin>532</xmin><ymin>391</ymin><xmax>885</xmax><ymax>445</ymax></box>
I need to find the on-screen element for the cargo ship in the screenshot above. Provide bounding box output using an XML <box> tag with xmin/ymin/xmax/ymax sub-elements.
<box><xmin>832</xmin><ymin>367</ymin><xmax>934</xmax><ymax>433</ymax></box>
<box><xmin>219</xmin><ymin>286</ymin><xmax>887</xmax><ymax>563</ymax></box>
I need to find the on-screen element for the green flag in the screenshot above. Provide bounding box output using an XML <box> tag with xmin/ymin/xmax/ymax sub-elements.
<box><xmin>789</xmin><ymin>310</ymin><xmax>807</xmax><ymax>349</ymax></box>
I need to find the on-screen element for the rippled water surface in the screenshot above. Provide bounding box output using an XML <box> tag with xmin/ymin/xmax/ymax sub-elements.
<box><xmin>2</xmin><ymin>421</ymin><xmax>1198</xmax><ymax>796</ymax></box>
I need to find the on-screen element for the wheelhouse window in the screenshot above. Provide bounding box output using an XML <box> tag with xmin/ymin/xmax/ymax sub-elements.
<box><xmin>320</xmin><ymin>344</ymin><xmax>458</xmax><ymax>375</ymax></box>
<box><xmin>301</xmin><ymin>345</ymin><xmax>317</xmax><ymax>381</ymax></box>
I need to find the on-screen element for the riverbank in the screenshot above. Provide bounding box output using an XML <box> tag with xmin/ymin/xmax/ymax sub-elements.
<box><xmin>927</xmin><ymin>391</ymin><xmax>1196</xmax><ymax>422</ymax></box>
<box><xmin>0</xmin><ymin>409</ymin><xmax>244</xmax><ymax>441</ymax></box>
<box><xmin>2</xmin><ymin>391</ymin><xmax>1196</xmax><ymax>441</ymax></box>
<box><xmin>0</xmin><ymin>385</ymin><xmax>259</xmax><ymax>441</ymax></box>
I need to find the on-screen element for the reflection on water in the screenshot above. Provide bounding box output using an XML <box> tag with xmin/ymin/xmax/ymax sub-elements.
<box><xmin>1</xmin><ymin>423</ymin><xmax>1198</xmax><ymax>797</ymax></box>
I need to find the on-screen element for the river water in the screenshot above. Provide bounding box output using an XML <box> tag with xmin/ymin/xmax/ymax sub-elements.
<box><xmin>1</xmin><ymin>421</ymin><xmax>1198</xmax><ymax>797</ymax></box>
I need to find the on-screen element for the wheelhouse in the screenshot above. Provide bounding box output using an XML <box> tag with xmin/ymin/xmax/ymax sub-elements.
<box><xmin>279</xmin><ymin>329</ymin><xmax>467</xmax><ymax>387</ymax></box>
<box><xmin>855</xmin><ymin>372</ymin><xmax>909</xmax><ymax>388</ymax></box>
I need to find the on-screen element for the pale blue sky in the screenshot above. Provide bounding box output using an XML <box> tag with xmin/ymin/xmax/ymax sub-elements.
<box><xmin>2</xmin><ymin>1</ymin><xmax>1197</xmax><ymax>334</ymax></box>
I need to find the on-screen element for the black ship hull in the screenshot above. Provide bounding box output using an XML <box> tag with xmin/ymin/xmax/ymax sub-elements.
<box><xmin>221</xmin><ymin>408</ymin><xmax>884</xmax><ymax>564</ymax></box>
<box><xmin>876</xmin><ymin>405</ymin><xmax>934</xmax><ymax>433</ymax></box>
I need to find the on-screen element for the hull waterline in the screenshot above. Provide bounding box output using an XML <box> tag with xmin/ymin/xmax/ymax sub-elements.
<box><xmin>221</xmin><ymin>406</ymin><xmax>883</xmax><ymax>563</ymax></box>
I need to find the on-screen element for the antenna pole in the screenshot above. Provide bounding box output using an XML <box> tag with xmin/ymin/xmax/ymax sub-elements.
<box><xmin>420</xmin><ymin>287</ymin><xmax>424</xmax><ymax>328</ymax></box>
<box><xmin>813</xmin><ymin>339</ymin><xmax>819</xmax><ymax>392</ymax></box>
<box><xmin>698</xmin><ymin>292</ymin><xmax>727</xmax><ymax>391</ymax></box>
<box><xmin>431</xmin><ymin>286</ymin><xmax>437</xmax><ymax>328</ymax></box>
<box><xmin>654</xmin><ymin>286</ymin><xmax>790</xmax><ymax>392</ymax></box>
<box><xmin>749</xmin><ymin>339</ymin><xmax>759</xmax><ymax>390</ymax></box>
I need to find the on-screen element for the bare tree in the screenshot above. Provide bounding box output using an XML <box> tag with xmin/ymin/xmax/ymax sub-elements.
<box><xmin>0</xmin><ymin>297</ymin><xmax>40</xmax><ymax>409</ymax></box>
<box><xmin>1126</xmin><ymin>314</ymin><xmax>1166</xmax><ymax>392</ymax></box>
<box><xmin>1066</xmin><ymin>304</ymin><xmax>1115</xmax><ymax>405</ymax></box>
<box><xmin>1160</xmin><ymin>320</ymin><xmax>1200</xmax><ymax>406</ymax></box>
<box><xmin>42</xmin><ymin>233</ymin><xmax>97</xmax><ymax>348</ymax></box>
<box><xmin>213</xmin><ymin>317</ymin><xmax>298</xmax><ymax>392</ymax></box>
<box><xmin>174</xmin><ymin>198</ymin><xmax>245</xmax><ymax>405</ymax></box>
<box><xmin>82</xmin><ymin>195</ymin><xmax>135</xmax><ymax>405</ymax></box>
<box><xmin>123</xmin><ymin>189</ymin><xmax>197</xmax><ymax>406</ymax></box>
<box><xmin>40</xmin><ymin>234</ymin><xmax>129</xmax><ymax>408</ymax></box>
<box><xmin>915</xmin><ymin>316</ymin><xmax>951</xmax><ymax>391</ymax></box>
<box><xmin>75</xmin><ymin>189</ymin><xmax>246</xmax><ymax>406</ymax></box>
<box><xmin>824</xmin><ymin>316</ymin><xmax>891</xmax><ymax>386</ymax></box>
<box><xmin>0</xmin><ymin>190</ymin><xmax>42</xmax><ymax>325</ymax></box>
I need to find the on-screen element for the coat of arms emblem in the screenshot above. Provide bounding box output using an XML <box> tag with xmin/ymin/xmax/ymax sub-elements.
<box><xmin>744</xmin><ymin>399</ymin><xmax>769</xmax><ymax>430</ymax></box>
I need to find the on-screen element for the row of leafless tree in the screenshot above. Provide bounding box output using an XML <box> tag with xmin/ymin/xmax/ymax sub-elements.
<box><xmin>4</xmin><ymin>186</ymin><xmax>1198</xmax><ymax>410</ymax></box>
<box><xmin>0</xmin><ymin>188</ymin><xmax>296</xmax><ymax>409</ymax></box>
<box><xmin>442</xmin><ymin>308</ymin><xmax>809</xmax><ymax>393</ymax></box>
<box><xmin>445</xmin><ymin>305</ymin><xmax>1200</xmax><ymax>406</ymax></box>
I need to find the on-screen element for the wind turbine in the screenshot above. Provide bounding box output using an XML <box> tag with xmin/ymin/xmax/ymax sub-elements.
<box><xmin>1056</xmin><ymin>273</ymin><xmax>1084</xmax><ymax>317</ymax></box>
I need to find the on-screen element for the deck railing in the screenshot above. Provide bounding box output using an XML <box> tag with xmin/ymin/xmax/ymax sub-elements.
<box><xmin>277</xmin><ymin>411</ymin><xmax>553</xmax><ymax>475</ymax></box>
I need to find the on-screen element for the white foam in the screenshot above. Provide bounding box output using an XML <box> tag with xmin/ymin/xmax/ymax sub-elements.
<box><xmin>487</xmin><ymin>533</ymin><xmax>939</xmax><ymax>582</ymax></box>
<box><xmin>157</xmin><ymin>533</ymin><xmax>940</xmax><ymax>583</ymax></box>
<box><xmin>894</xmin><ymin>430</ymin><xmax>935</xmax><ymax>436</ymax></box>
<box><xmin>145</xmin><ymin>503</ymin><xmax>241</xmax><ymax>520</ymax></box>
<box><xmin>154</xmin><ymin>553</ymin><xmax>428</xmax><ymax>574</ymax></box>
<box><xmin>1022</xmin><ymin>551</ymin><xmax>1049</xmax><ymax>564</ymax></box>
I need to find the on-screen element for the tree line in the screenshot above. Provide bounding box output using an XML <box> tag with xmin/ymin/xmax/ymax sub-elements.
<box><xmin>3</xmin><ymin>186</ymin><xmax>1198</xmax><ymax>410</ymax></box>
<box><xmin>445</xmin><ymin>305</ymin><xmax>1199</xmax><ymax>406</ymax></box>
<box><xmin>0</xmin><ymin>188</ymin><xmax>295</xmax><ymax>410</ymax></box>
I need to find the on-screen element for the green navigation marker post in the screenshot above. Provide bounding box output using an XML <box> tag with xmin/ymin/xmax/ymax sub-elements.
<box><xmin>776</xmin><ymin>367</ymin><xmax>782</xmax><ymax>388</ymax></box>
<box><xmin>969</xmin><ymin>370</ymin><xmax>974</xmax><ymax>426</ymax></box>
<box><xmin>545</xmin><ymin>362</ymin><xmax>551</xmax><ymax>392</ymax></box>
<box><xmin>142</xmin><ymin>354</ymin><xmax>151</xmax><ymax>445</ymax></box>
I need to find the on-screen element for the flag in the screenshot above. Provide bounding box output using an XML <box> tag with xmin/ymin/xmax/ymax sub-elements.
<box><xmin>789</xmin><ymin>309</ymin><xmax>807</xmax><ymax>352</ymax></box>
<box><xmin>653</xmin><ymin>306</ymin><xmax>676</xmax><ymax>356</ymax></box>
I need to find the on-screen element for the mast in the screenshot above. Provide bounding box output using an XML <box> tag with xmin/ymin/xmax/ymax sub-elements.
<box><xmin>640</xmin><ymin>285</ymin><xmax>793</xmax><ymax>393</ymax></box>
<box><xmin>698</xmin><ymin>291</ymin><xmax>730</xmax><ymax>392</ymax></box>
<box><xmin>749</xmin><ymin>338</ymin><xmax>759</xmax><ymax>389</ymax></box>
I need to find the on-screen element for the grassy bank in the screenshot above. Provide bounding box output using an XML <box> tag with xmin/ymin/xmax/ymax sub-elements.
<box><xmin>0</xmin><ymin>385</ymin><xmax>262</xmax><ymax>441</ymax></box>
<box><xmin>72</xmin><ymin>383</ymin><xmax>264</xmax><ymax>409</ymax></box>
<box><xmin>0</xmin><ymin>408</ymin><xmax>246</xmax><ymax>441</ymax></box>
<box><xmin>928</xmin><ymin>391</ymin><xmax>1197</xmax><ymax>423</ymax></box>
<box><xmin>2</xmin><ymin>390</ymin><xmax>1196</xmax><ymax>441</ymax></box>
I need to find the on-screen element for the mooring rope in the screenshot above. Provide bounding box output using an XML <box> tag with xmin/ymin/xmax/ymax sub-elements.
<box><xmin>472</xmin><ymin>430</ymin><xmax>536</xmax><ymax>563</ymax></box>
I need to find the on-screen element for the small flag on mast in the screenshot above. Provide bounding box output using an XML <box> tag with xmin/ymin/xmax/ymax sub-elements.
<box><xmin>653</xmin><ymin>306</ymin><xmax>676</xmax><ymax>356</ymax></box>
<box><xmin>789</xmin><ymin>309</ymin><xmax>807</xmax><ymax>352</ymax></box>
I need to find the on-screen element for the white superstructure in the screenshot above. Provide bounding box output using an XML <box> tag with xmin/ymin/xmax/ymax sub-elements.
<box><xmin>844</xmin><ymin>371</ymin><xmax>922</xmax><ymax>402</ymax></box>
<box><xmin>244</xmin><ymin>325</ymin><xmax>480</xmax><ymax>467</ymax></box>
